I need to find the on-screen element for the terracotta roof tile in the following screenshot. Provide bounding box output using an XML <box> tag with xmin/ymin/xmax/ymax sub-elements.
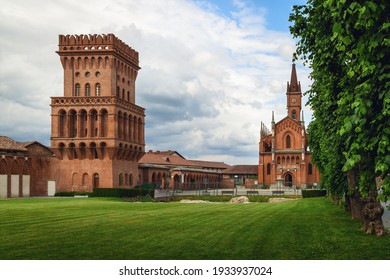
<box><xmin>222</xmin><ymin>165</ymin><xmax>258</xmax><ymax>175</ymax></box>
<box><xmin>0</xmin><ymin>136</ymin><xmax>28</xmax><ymax>152</ymax></box>
<box><xmin>188</xmin><ymin>160</ymin><xmax>230</xmax><ymax>169</ymax></box>
<box><xmin>139</xmin><ymin>151</ymin><xmax>231</xmax><ymax>170</ymax></box>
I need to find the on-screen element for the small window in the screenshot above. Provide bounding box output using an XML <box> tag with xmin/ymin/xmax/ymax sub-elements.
<box><xmin>95</xmin><ymin>83</ymin><xmax>101</xmax><ymax>96</ymax></box>
<box><xmin>292</xmin><ymin>110</ymin><xmax>297</xmax><ymax>120</ymax></box>
<box><xmin>266</xmin><ymin>163</ymin><xmax>271</xmax><ymax>175</ymax></box>
<box><xmin>308</xmin><ymin>163</ymin><xmax>313</xmax><ymax>175</ymax></box>
<box><xmin>75</xmin><ymin>84</ymin><xmax>80</xmax><ymax>96</ymax></box>
<box><xmin>85</xmin><ymin>71</ymin><xmax>90</xmax><ymax>77</ymax></box>
<box><xmin>85</xmin><ymin>84</ymin><xmax>90</xmax><ymax>96</ymax></box>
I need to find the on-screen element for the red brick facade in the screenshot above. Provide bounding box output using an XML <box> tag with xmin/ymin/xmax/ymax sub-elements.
<box><xmin>50</xmin><ymin>34</ymin><xmax>145</xmax><ymax>191</ymax></box>
<box><xmin>258</xmin><ymin>65</ymin><xmax>320</xmax><ymax>188</ymax></box>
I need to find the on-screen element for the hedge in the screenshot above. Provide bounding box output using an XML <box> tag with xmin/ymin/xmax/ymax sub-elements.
<box><xmin>54</xmin><ymin>192</ymin><xmax>91</xmax><ymax>197</ymax></box>
<box><xmin>302</xmin><ymin>189</ymin><xmax>327</xmax><ymax>198</ymax></box>
<box><xmin>91</xmin><ymin>188</ymin><xmax>154</xmax><ymax>198</ymax></box>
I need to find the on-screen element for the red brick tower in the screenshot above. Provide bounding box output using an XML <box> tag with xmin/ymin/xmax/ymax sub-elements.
<box><xmin>51</xmin><ymin>34</ymin><xmax>145</xmax><ymax>191</ymax></box>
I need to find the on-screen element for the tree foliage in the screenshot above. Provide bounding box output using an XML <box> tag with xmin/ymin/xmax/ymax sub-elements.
<box><xmin>289</xmin><ymin>0</ymin><xmax>389</xmax><ymax>234</ymax></box>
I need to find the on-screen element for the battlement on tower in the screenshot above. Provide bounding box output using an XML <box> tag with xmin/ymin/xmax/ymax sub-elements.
<box><xmin>58</xmin><ymin>34</ymin><xmax>139</xmax><ymax>65</ymax></box>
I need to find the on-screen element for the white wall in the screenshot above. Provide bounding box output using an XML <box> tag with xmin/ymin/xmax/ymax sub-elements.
<box><xmin>0</xmin><ymin>175</ymin><xmax>7</xmax><ymax>198</ymax></box>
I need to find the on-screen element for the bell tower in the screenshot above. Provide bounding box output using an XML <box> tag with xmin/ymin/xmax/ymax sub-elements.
<box><xmin>286</xmin><ymin>64</ymin><xmax>302</xmax><ymax>121</ymax></box>
<box><xmin>50</xmin><ymin>34</ymin><xmax>145</xmax><ymax>191</ymax></box>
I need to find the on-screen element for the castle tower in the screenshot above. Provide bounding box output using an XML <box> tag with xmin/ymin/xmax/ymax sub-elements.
<box><xmin>286</xmin><ymin>63</ymin><xmax>302</xmax><ymax>121</ymax></box>
<box><xmin>50</xmin><ymin>34</ymin><xmax>145</xmax><ymax>191</ymax></box>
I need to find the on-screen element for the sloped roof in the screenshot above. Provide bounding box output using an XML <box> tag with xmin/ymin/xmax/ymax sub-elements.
<box><xmin>187</xmin><ymin>160</ymin><xmax>230</xmax><ymax>169</ymax></box>
<box><xmin>222</xmin><ymin>165</ymin><xmax>258</xmax><ymax>175</ymax></box>
<box><xmin>139</xmin><ymin>150</ymin><xmax>193</xmax><ymax>166</ymax></box>
<box><xmin>20</xmin><ymin>141</ymin><xmax>52</xmax><ymax>152</ymax></box>
<box><xmin>0</xmin><ymin>136</ymin><xmax>28</xmax><ymax>152</ymax></box>
<box><xmin>139</xmin><ymin>150</ymin><xmax>231</xmax><ymax>170</ymax></box>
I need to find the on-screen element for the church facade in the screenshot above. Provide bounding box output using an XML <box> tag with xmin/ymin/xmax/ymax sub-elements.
<box><xmin>258</xmin><ymin>64</ymin><xmax>320</xmax><ymax>189</ymax></box>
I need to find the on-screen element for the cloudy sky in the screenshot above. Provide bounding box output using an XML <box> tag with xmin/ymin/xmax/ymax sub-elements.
<box><xmin>0</xmin><ymin>0</ymin><xmax>310</xmax><ymax>165</ymax></box>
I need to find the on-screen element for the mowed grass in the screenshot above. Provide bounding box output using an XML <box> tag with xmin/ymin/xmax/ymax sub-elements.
<box><xmin>0</xmin><ymin>197</ymin><xmax>389</xmax><ymax>260</ymax></box>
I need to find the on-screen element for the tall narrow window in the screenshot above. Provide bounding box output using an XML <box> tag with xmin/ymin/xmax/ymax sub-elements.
<box><xmin>286</xmin><ymin>135</ymin><xmax>291</xmax><ymax>149</ymax></box>
<box><xmin>266</xmin><ymin>163</ymin><xmax>271</xmax><ymax>175</ymax></box>
<box><xmin>95</xmin><ymin>83</ymin><xmax>101</xmax><ymax>96</ymax></box>
<box><xmin>59</xmin><ymin>110</ymin><xmax>66</xmax><ymax>137</ymax></box>
<box><xmin>75</xmin><ymin>84</ymin><xmax>80</xmax><ymax>96</ymax></box>
<box><xmin>85</xmin><ymin>84</ymin><xmax>90</xmax><ymax>96</ymax></box>
<box><xmin>308</xmin><ymin>163</ymin><xmax>313</xmax><ymax>175</ymax></box>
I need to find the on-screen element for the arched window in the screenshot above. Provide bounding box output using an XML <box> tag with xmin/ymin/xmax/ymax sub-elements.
<box><xmin>85</xmin><ymin>83</ymin><xmax>91</xmax><ymax>96</ymax></box>
<box><xmin>129</xmin><ymin>174</ymin><xmax>133</xmax><ymax>187</ymax></box>
<box><xmin>286</xmin><ymin>135</ymin><xmax>291</xmax><ymax>149</ymax></box>
<box><xmin>277</xmin><ymin>156</ymin><xmax>281</xmax><ymax>164</ymax></box>
<box><xmin>69</xmin><ymin>110</ymin><xmax>77</xmax><ymax>138</ymax></box>
<box><xmin>75</xmin><ymin>83</ymin><xmax>80</xmax><ymax>96</ymax></box>
<box><xmin>292</xmin><ymin>110</ymin><xmax>297</xmax><ymax>120</ymax></box>
<box><xmin>116</xmin><ymin>86</ymin><xmax>120</xmax><ymax>97</ymax></box>
<box><xmin>308</xmin><ymin>163</ymin><xmax>313</xmax><ymax>175</ymax></box>
<box><xmin>59</xmin><ymin>110</ymin><xmax>66</xmax><ymax>137</ymax></box>
<box><xmin>119</xmin><ymin>173</ymin><xmax>123</xmax><ymax>186</ymax></box>
<box><xmin>100</xmin><ymin>109</ymin><xmax>108</xmax><ymax>137</ymax></box>
<box><xmin>95</xmin><ymin>83</ymin><xmax>101</xmax><ymax>96</ymax></box>
<box><xmin>93</xmin><ymin>173</ymin><xmax>99</xmax><ymax>188</ymax></box>
<box><xmin>266</xmin><ymin>163</ymin><xmax>271</xmax><ymax>175</ymax></box>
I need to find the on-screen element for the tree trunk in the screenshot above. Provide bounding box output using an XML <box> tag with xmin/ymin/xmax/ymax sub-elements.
<box><xmin>346</xmin><ymin>169</ymin><xmax>363</xmax><ymax>221</ymax></box>
<box><xmin>346</xmin><ymin>169</ymin><xmax>385</xmax><ymax>236</ymax></box>
<box><xmin>344</xmin><ymin>191</ymin><xmax>351</xmax><ymax>212</ymax></box>
<box><xmin>360</xmin><ymin>188</ymin><xmax>385</xmax><ymax>236</ymax></box>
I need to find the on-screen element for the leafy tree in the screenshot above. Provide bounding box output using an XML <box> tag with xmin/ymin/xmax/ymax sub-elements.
<box><xmin>289</xmin><ymin>0</ymin><xmax>389</xmax><ymax>236</ymax></box>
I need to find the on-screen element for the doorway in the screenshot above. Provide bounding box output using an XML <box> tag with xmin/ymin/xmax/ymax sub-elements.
<box><xmin>284</xmin><ymin>173</ymin><xmax>293</xmax><ymax>187</ymax></box>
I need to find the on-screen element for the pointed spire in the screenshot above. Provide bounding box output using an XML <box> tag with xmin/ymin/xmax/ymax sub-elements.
<box><xmin>272</xmin><ymin>111</ymin><xmax>275</xmax><ymax>123</ymax></box>
<box><xmin>288</xmin><ymin>63</ymin><xmax>301</xmax><ymax>92</ymax></box>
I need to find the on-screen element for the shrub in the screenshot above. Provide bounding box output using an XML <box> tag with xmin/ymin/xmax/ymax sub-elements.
<box><xmin>54</xmin><ymin>192</ymin><xmax>92</xmax><ymax>197</ymax></box>
<box><xmin>91</xmin><ymin>188</ymin><xmax>154</xmax><ymax>198</ymax></box>
<box><xmin>302</xmin><ymin>189</ymin><xmax>327</xmax><ymax>198</ymax></box>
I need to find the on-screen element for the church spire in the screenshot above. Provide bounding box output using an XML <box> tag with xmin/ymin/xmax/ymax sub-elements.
<box><xmin>287</xmin><ymin>63</ymin><xmax>301</xmax><ymax>92</ymax></box>
<box><xmin>286</xmin><ymin>63</ymin><xmax>302</xmax><ymax>121</ymax></box>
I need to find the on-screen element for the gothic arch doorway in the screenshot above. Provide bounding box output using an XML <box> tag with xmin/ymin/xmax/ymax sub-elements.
<box><xmin>284</xmin><ymin>173</ymin><xmax>293</xmax><ymax>187</ymax></box>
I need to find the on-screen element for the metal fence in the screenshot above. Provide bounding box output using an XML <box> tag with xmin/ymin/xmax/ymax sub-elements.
<box><xmin>152</xmin><ymin>181</ymin><xmax>312</xmax><ymax>199</ymax></box>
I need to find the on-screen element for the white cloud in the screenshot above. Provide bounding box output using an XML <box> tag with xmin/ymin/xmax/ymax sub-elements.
<box><xmin>0</xmin><ymin>0</ymin><xmax>311</xmax><ymax>165</ymax></box>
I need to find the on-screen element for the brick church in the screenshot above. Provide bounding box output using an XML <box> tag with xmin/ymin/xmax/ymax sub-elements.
<box><xmin>258</xmin><ymin>64</ymin><xmax>320</xmax><ymax>188</ymax></box>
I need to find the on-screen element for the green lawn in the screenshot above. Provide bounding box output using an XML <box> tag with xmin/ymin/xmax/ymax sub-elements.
<box><xmin>0</xmin><ymin>197</ymin><xmax>389</xmax><ymax>260</ymax></box>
